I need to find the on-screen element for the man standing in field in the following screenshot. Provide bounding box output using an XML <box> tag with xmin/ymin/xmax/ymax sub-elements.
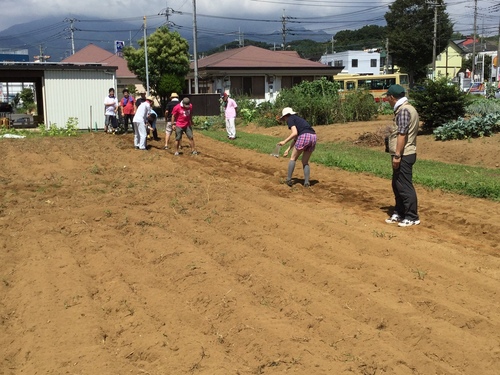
<box><xmin>133</xmin><ymin>96</ymin><xmax>154</xmax><ymax>150</ymax></box>
<box><xmin>384</xmin><ymin>84</ymin><xmax>420</xmax><ymax>227</ymax></box>
<box><xmin>172</xmin><ymin>97</ymin><xmax>198</xmax><ymax>156</ymax></box>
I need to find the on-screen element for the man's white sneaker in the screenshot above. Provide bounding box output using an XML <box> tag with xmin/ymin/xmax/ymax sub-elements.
<box><xmin>385</xmin><ymin>214</ymin><xmax>401</xmax><ymax>224</ymax></box>
<box><xmin>398</xmin><ymin>219</ymin><xmax>420</xmax><ymax>227</ymax></box>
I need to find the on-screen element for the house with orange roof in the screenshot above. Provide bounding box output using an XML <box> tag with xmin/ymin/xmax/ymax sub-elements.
<box><xmin>62</xmin><ymin>44</ymin><xmax>142</xmax><ymax>94</ymax></box>
<box><xmin>188</xmin><ymin>45</ymin><xmax>343</xmax><ymax>101</ymax></box>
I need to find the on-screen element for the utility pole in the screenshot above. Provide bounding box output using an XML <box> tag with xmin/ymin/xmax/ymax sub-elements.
<box><xmin>331</xmin><ymin>36</ymin><xmax>336</xmax><ymax>54</ymax></box>
<box><xmin>143</xmin><ymin>16</ymin><xmax>150</xmax><ymax>96</ymax></box>
<box><xmin>496</xmin><ymin>18</ymin><xmax>500</xmax><ymax>84</ymax></box>
<box><xmin>64</xmin><ymin>18</ymin><xmax>76</xmax><ymax>55</ymax></box>
<box><xmin>34</xmin><ymin>45</ymin><xmax>50</xmax><ymax>62</ymax></box>
<box><xmin>159</xmin><ymin>1</ymin><xmax>178</xmax><ymax>29</ymax></box>
<box><xmin>281</xmin><ymin>9</ymin><xmax>287</xmax><ymax>49</ymax></box>
<box><xmin>70</xmin><ymin>18</ymin><xmax>75</xmax><ymax>55</ymax></box>
<box><xmin>385</xmin><ymin>38</ymin><xmax>390</xmax><ymax>74</ymax></box>
<box><xmin>432</xmin><ymin>3</ymin><xmax>438</xmax><ymax>79</ymax></box>
<box><xmin>239</xmin><ymin>29</ymin><xmax>244</xmax><ymax>48</ymax></box>
<box><xmin>160</xmin><ymin>7</ymin><xmax>173</xmax><ymax>28</ymax></box>
<box><xmin>426</xmin><ymin>1</ymin><xmax>440</xmax><ymax>79</ymax></box>
<box><xmin>192</xmin><ymin>0</ymin><xmax>199</xmax><ymax>94</ymax></box>
<box><xmin>471</xmin><ymin>0</ymin><xmax>478</xmax><ymax>82</ymax></box>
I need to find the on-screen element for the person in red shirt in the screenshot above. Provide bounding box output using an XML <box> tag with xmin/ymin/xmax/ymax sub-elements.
<box><xmin>171</xmin><ymin>97</ymin><xmax>198</xmax><ymax>155</ymax></box>
<box><xmin>119</xmin><ymin>89</ymin><xmax>135</xmax><ymax>133</ymax></box>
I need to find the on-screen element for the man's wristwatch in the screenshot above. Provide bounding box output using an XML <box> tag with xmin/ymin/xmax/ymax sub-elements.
<box><xmin>393</xmin><ymin>154</ymin><xmax>401</xmax><ymax>160</ymax></box>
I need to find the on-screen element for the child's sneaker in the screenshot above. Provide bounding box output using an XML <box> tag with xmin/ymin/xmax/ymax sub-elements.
<box><xmin>385</xmin><ymin>214</ymin><xmax>401</xmax><ymax>224</ymax></box>
<box><xmin>398</xmin><ymin>219</ymin><xmax>420</xmax><ymax>227</ymax></box>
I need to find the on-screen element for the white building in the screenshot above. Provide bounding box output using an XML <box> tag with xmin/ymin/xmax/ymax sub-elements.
<box><xmin>320</xmin><ymin>50</ymin><xmax>381</xmax><ymax>75</ymax></box>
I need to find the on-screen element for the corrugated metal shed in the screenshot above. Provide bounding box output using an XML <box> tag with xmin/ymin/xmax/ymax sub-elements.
<box><xmin>44</xmin><ymin>68</ymin><xmax>116</xmax><ymax>130</ymax></box>
<box><xmin>0</xmin><ymin>63</ymin><xmax>117</xmax><ymax>130</ymax></box>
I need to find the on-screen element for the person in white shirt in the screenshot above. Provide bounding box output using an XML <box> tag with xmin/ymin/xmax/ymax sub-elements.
<box><xmin>132</xmin><ymin>96</ymin><xmax>153</xmax><ymax>150</ymax></box>
<box><xmin>104</xmin><ymin>88</ymin><xmax>119</xmax><ymax>133</ymax></box>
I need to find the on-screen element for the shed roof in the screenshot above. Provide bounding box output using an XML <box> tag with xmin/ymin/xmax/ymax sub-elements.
<box><xmin>62</xmin><ymin>44</ymin><xmax>135</xmax><ymax>78</ymax></box>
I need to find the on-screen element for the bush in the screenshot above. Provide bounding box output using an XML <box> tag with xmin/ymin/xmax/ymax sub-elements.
<box><xmin>233</xmin><ymin>95</ymin><xmax>258</xmax><ymax>124</ymax></box>
<box><xmin>341</xmin><ymin>90</ymin><xmax>379</xmax><ymax>122</ymax></box>
<box><xmin>274</xmin><ymin>78</ymin><xmax>342</xmax><ymax>125</ymax></box>
<box><xmin>38</xmin><ymin>117</ymin><xmax>79</xmax><ymax>136</ymax></box>
<box><xmin>433</xmin><ymin>113</ymin><xmax>500</xmax><ymax>141</ymax></box>
<box><xmin>411</xmin><ymin>77</ymin><xmax>467</xmax><ymax>130</ymax></box>
<box><xmin>378</xmin><ymin>101</ymin><xmax>394</xmax><ymax>115</ymax></box>
<box><xmin>466</xmin><ymin>97</ymin><xmax>500</xmax><ymax>116</ymax></box>
<box><xmin>229</xmin><ymin>78</ymin><xmax>378</xmax><ymax>128</ymax></box>
<box><xmin>192</xmin><ymin>116</ymin><xmax>224</xmax><ymax>130</ymax></box>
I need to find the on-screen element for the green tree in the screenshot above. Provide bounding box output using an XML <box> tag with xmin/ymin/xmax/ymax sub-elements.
<box><xmin>20</xmin><ymin>88</ymin><xmax>34</xmax><ymax>105</ymax></box>
<box><xmin>288</xmin><ymin>39</ymin><xmax>329</xmax><ymax>60</ymax></box>
<box><xmin>385</xmin><ymin>0</ymin><xmax>453</xmax><ymax>85</ymax></box>
<box><xmin>274</xmin><ymin>78</ymin><xmax>344</xmax><ymax>125</ymax></box>
<box><xmin>123</xmin><ymin>26</ymin><xmax>190</xmax><ymax>110</ymax></box>
<box><xmin>411</xmin><ymin>77</ymin><xmax>467</xmax><ymax>130</ymax></box>
<box><xmin>334</xmin><ymin>25</ymin><xmax>387</xmax><ymax>52</ymax></box>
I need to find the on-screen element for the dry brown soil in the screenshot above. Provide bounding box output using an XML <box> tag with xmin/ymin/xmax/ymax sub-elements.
<box><xmin>1</xmin><ymin>116</ymin><xmax>499</xmax><ymax>375</ymax></box>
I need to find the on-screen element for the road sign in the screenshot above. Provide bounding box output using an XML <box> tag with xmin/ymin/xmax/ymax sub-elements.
<box><xmin>115</xmin><ymin>41</ymin><xmax>125</xmax><ymax>54</ymax></box>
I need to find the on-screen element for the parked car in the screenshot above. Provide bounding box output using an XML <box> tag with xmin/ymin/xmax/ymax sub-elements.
<box><xmin>0</xmin><ymin>102</ymin><xmax>13</xmax><ymax>113</ymax></box>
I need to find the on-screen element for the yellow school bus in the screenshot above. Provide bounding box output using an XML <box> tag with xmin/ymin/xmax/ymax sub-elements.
<box><xmin>334</xmin><ymin>73</ymin><xmax>410</xmax><ymax>102</ymax></box>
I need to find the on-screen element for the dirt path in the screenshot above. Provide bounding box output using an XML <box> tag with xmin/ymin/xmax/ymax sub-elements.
<box><xmin>1</xmin><ymin>128</ymin><xmax>499</xmax><ymax>374</ymax></box>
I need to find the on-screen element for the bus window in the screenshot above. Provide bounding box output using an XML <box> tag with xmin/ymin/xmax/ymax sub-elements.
<box><xmin>358</xmin><ymin>79</ymin><xmax>371</xmax><ymax>90</ymax></box>
<box><xmin>383</xmin><ymin>78</ymin><xmax>396</xmax><ymax>88</ymax></box>
<box><xmin>334</xmin><ymin>73</ymin><xmax>409</xmax><ymax>100</ymax></box>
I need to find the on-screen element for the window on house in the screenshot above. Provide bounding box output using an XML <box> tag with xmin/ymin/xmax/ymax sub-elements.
<box><xmin>334</xmin><ymin>60</ymin><xmax>343</xmax><ymax>67</ymax></box>
<box><xmin>371</xmin><ymin>59</ymin><xmax>377</xmax><ymax>67</ymax></box>
<box><xmin>281</xmin><ymin>76</ymin><xmax>292</xmax><ymax>89</ymax></box>
<box><xmin>352</xmin><ymin>59</ymin><xmax>358</xmax><ymax>68</ymax></box>
<box><xmin>233</xmin><ymin>76</ymin><xmax>264</xmax><ymax>98</ymax></box>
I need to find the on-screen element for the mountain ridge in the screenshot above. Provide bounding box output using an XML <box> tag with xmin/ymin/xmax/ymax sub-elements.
<box><xmin>0</xmin><ymin>16</ymin><xmax>332</xmax><ymax>62</ymax></box>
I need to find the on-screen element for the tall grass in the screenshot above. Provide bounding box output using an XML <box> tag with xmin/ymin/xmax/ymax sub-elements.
<box><xmin>200</xmin><ymin>129</ymin><xmax>500</xmax><ymax>201</ymax></box>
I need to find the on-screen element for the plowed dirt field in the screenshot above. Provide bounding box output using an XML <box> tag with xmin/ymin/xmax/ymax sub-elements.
<box><xmin>1</xmin><ymin>117</ymin><xmax>499</xmax><ymax>374</ymax></box>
